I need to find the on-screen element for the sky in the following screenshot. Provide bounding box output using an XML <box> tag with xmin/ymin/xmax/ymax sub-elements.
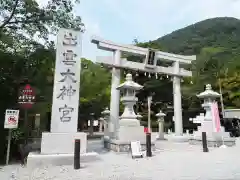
<box><xmin>42</xmin><ymin>0</ymin><xmax>240</xmax><ymax>61</ymax></box>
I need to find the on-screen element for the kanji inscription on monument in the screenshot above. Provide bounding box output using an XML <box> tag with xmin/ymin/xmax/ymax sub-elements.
<box><xmin>59</xmin><ymin>104</ymin><xmax>74</xmax><ymax>122</ymax></box>
<box><xmin>59</xmin><ymin>69</ymin><xmax>77</xmax><ymax>83</ymax></box>
<box><xmin>51</xmin><ymin>28</ymin><xmax>82</xmax><ymax>133</ymax></box>
<box><xmin>57</xmin><ymin>85</ymin><xmax>76</xmax><ymax>100</ymax></box>
<box><xmin>62</xmin><ymin>50</ymin><xmax>77</xmax><ymax>66</ymax></box>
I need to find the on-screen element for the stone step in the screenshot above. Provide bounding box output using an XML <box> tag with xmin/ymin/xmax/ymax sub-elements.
<box><xmin>27</xmin><ymin>152</ymin><xmax>100</xmax><ymax>168</ymax></box>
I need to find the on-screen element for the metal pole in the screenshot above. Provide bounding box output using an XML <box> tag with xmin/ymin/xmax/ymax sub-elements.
<box><xmin>24</xmin><ymin>109</ymin><xmax>28</xmax><ymax>144</ymax></box>
<box><xmin>146</xmin><ymin>132</ymin><xmax>152</xmax><ymax>157</ymax></box>
<box><xmin>202</xmin><ymin>132</ymin><xmax>209</xmax><ymax>152</ymax></box>
<box><xmin>6</xmin><ymin>129</ymin><xmax>12</xmax><ymax>165</ymax></box>
<box><xmin>218</xmin><ymin>78</ymin><xmax>225</xmax><ymax>118</ymax></box>
<box><xmin>74</xmin><ymin>139</ymin><xmax>81</xmax><ymax>169</ymax></box>
<box><xmin>147</xmin><ymin>96</ymin><xmax>152</xmax><ymax>133</ymax></box>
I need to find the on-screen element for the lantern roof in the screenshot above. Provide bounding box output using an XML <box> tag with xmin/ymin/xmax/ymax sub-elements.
<box><xmin>156</xmin><ymin>110</ymin><xmax>166</xmax><ymax>117</ymax></box>
<box><xmin>197</xmin><ymin>84</ymin><xmax>220</xmax><ymax>99</ymax></box>
<box><xmin>117</xmin><ymin>73</ymin><xmax>143</xmax><ymax>90</ymax></box>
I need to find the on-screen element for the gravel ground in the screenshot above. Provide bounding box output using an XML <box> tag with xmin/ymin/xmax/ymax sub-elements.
<box><xmin>1</xmin><ymin>139</ymin><xmax>240</xmax><ymax>180</ymax></box>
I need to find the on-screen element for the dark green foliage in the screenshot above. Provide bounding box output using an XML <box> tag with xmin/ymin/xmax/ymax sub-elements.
<box><xmin>135</xmin><ymin>17</ymin><xmax>240</xmax><ymax>111</ymax></box>
<box><xmin>154</xmin><ymin>17</ymin><xmax>240</xmax><ymax>54</ymax></box>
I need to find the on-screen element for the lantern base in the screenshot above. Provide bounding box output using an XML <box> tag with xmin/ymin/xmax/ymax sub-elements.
<box><xmin>117</xmin><ymin>126</ymin><xmax>146</xmax><ymax>141</ymax></box>
<box><xmin>103</xmin><ymin>126</ymin><xmax>156</xmax><ymax>152</ymax></box>
<box><xmin>189</xmin><ymin>132</ymin><xmax>236</xmax><ymax>147</ymax></box>
<box><xmin>119</xmin><ymin>118</ymin><xmax>140</xmax><ymax>126</ymax></box>
<box><xmin>103</xmin><ymin>138</ymin><xmax>156</xmax><ymax>152</ymax></box>
<box><xmin>166</xmin><ymin>134</ymin><xmax>190</xmax><ymax>142</ymax></box>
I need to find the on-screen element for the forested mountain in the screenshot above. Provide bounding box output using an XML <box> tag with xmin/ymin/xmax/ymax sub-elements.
<box><xmin>155</xmin><ymin>17</ymin><xmax>240</xmax><ymax>55</ymax></box>
<box><xmin>136</xmin><ymin>17</ymin><xmax>240</xmax><ymax>112</ymax></box>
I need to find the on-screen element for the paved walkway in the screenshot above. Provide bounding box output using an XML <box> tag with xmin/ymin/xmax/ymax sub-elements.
<box><xmin>1</xmin><ymin>139</ymin><xmax>240</xmax><ymax>180</ymax></box>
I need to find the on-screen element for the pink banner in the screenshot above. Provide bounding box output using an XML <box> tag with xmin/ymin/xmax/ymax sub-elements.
<box><xmin>211</xmin><ymin>102</ymin><xmax>221</xmax><ymax>132</ymax></box>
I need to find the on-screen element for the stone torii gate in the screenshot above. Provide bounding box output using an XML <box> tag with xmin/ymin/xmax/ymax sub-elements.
<box><xmin>91</xmin><ymin>36</ymin><xmax>196</xmax><ymax>139</ymax></box>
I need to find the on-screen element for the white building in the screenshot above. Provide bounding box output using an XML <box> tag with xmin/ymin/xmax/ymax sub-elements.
<box><xmin>224</xmin><ymin>109</ymin><xmax>240</xmax><ymax>119</ymax></box>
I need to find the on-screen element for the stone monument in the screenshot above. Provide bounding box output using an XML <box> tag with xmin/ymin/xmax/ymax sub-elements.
<box><xmin>189</xmin><ymin>84</ymin><xmax>235</xmax><ymax>147</ymax></box>
<box><xmin>104</xmin><ymin>74</ymin><xmax>155</xmax><ymax>152</ymax></box>
<box><xmin>27</xmin><ymin>28</ymin><xmax>94</xmax><ymax>167</ymax></box>
<box><xmin>156</xmin><ymin>110</ymin><xmax>166</xmax><ymax>140</ymax></box>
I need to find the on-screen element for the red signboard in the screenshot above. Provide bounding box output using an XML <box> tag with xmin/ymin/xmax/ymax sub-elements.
<box><xmin>18</xmin><ymin>84</ymin><xmax>36</xmax><ymax>109</ymax></box>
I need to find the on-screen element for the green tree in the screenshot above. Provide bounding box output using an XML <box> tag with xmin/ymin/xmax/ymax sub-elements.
<box><xmin>79</xmin><ymin>59</ymin><xmax>111</xmax><ymax>121</ymax></box>
<box><xmin>0</xmin><ymin>0</ymin><xmax>85</xmax><ymax>163</ymax></box>
<box><xmin>0</xmin><ymin>0</ymin><xmax>84</xmax><ymax>52</ymax></box>
<box><xmin>221</xmin><ymin>73</ymin><xmax>240</xmax><ymax>108</ymax></box>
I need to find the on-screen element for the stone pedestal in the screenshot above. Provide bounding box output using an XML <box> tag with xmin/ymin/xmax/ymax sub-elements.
<box><xmin>190</xmin><ymin>124</ymin><xmax>235</xmax><ymax>147</ymax></box>
<box><xmin>104</xmin><ymin>133</ymin><xmax>155</xmax><ymax>152</ymax></box>
<box><xmin>167</xmin><ymin>134</ymin><xmax>190</xmax><ymax>142</ymax></box>
<box><xmin>156</xmin><ymin>110</ymin><xmax>166</xmax><ymax>140</ymax></box>
<box><xmin>157</xmin><ymin>121</ymin><xmax>165</xmax><ymax>140</ymax></box>
<box><xmin>27</xmin><ymin>132</ymin><xmax>90</xmax><ymax>167</ymax></box>
<box><xmin>99</xmin><ymin>119</ymin><xmax>103</xmax><ymax>133</ymax></box>
<box><xmin>104</xmin><ymin>124</ymin><xmax>156</xmax><ymax>152</ymax></box>
<box><xmin>41</xmin><ymin>132</ymin><xmax>87</xmax><ymax>154</ymax></box>
<box><xmin>117</xmin><ymin>126</ymin><xmax>145</xmax><ymax>141</ymax></box>
<box><xmin>27</xmin><ymin>152</ymin><xmax>99</xmax><ymax>167</ymax></box>
<box><xmin>104</xmin><ymin>119</ymin><xmax>156</xmax><ymax>152</ymax></box>
<box><xmin>101</xmin><ymin>107</ymin><xmax>110</xmax><ymax>138</ymax></box>
<box><xmin>189</xmin><ymin>133</ymin><xmax>235</xmax><ymax>147</ymax></box>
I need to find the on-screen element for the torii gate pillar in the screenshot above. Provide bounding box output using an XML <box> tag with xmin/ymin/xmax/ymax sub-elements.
<box><xmin>109</xmin><ymin>50</ymin><xmax>121</xmax><ymax>139</ymax></box>
<box><xmin>173</xmin><ymin>62</ymin><xmax>183</xmax><ymax>136</ymax></box>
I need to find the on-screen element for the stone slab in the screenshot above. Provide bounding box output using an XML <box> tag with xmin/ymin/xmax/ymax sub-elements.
<box><xmin>189</xmin><ymin>138</ymin><xmax>236</xmax><ymax>147</ymax></box>
<box><xmin>193</xmin><ymin>131</ymin><xmax>231</xmax><ymax>139</ymax></box>
<box><xmin>104</xmin><ymin>138</ymin><xmax>155</xmax><ymax>152</ymax></box>
<box><xmin>156</xmin><ymin>136</ymin><xmax>167</xmax><ymax>141</ymax></box>
<box><xmin>166</xmin><ymin>134</ymin><xmax>190</xmax><ymax>142</ymax></box>
<box><xmin>117</xmin><ymin>126</ymin><xmax>146</xmax><ymax>142</ymax></box>
<box><xmin>41</xmin><ymin>132</ymin><xmax>87</xmax><ymax>154</ymax></box>
<box><xmin>27</xmin><ymin>152</ymin><xmax>100</xmax><ymax>167</ymax></box>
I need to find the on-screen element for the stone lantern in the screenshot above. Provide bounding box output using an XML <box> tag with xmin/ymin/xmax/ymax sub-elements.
<box><xmin>156</xmin><ymin>110</ymin><xmax>166</xmax><ymax>140</ymax></box>
<box><xmin>197</xmin><ymin>84</ymin><xmax>220</xmax><ymax>123</ymax></box>
<box><xmin>117</xmin><ymin>74</ymin><xmax>143</xmax><ymax>127</ymax></box>
<box><xmin>101</xmin><ymin>107</ymin><xmax>110</xmax><ymax>137</ymax></box>
<box><xmin>115</xmin><ymin>73</ymin><xmax>146</xmax><ymax>141</ymax></box>
<box><xmin>190</xmin><ymin>84</ymin><xmax>235</xmax><ymax>147</ymax></box>
<box><xmin>103</xmin><ymin>74</ymin><xmax>155</xmax><ymax>152</ymax></box>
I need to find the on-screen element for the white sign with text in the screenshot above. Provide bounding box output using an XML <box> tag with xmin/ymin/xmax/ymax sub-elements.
<box><xmin>51</xmin><ymin>28</ymin><xmax>82</xmax><ymax>133</ymax></box>
<box><xmin>130</xmin><ymin>141</ymin><xmax>143</xmax><ymax>158</ymax></box>
<box><xmin>4</xmin><ymin>109</ymin><xmax>19</xmax><ymax>129</ymax></box>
